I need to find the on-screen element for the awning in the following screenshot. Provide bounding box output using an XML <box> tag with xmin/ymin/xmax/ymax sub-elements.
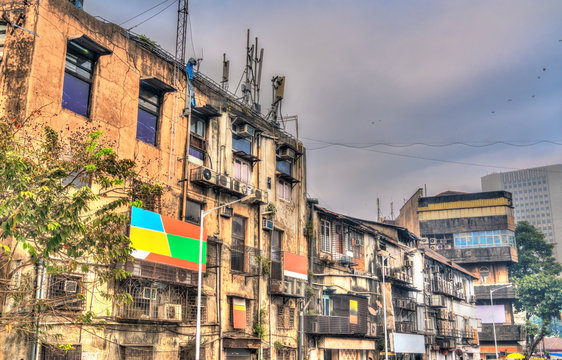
<box><xmin>321</xmin><ymin>337</ymin><xmax>374</xmax><ymax>350</ymax></box>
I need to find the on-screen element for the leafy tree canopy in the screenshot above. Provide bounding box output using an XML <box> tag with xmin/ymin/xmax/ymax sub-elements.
<box><xmin>0</xmin><ymin>115</ymin><xmax>162</xmax><ymax>342</ymax></box>
<box><xmin>510</xmin><ymin>222</ymin><xmax>562</xmax><ymax>359</ymax></box>
<box><xmin>510</xmin><ymin>221</ymin><xmax>562</xmax><ymax>279</ymax></box>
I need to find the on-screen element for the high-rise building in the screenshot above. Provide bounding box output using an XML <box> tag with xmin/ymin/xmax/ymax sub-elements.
<box><xmin>481</xmin><ymin>164</ymin><xmax>562</xmax><ymax>262</ymax></box>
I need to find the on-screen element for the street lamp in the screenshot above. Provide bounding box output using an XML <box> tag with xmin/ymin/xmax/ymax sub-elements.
<box><xmin>195</xmin><ymin>194</ymin><xmax>254</xmax><ymax>360</ymax></box>
<box><xmin>491</xmin><ymin>283</ymin><xmax>513</xmax><ymax>360</ymax></box>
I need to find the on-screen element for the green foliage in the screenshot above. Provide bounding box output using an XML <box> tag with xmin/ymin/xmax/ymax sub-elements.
<box><xmin>511</xmin><ymin>222</ymin><xmax>562</xmax><ymax>359</ymax></box>
<box><xmin>510</xmin><ymin>221</ymin><xmax>562</xmax><ymax>279</ymax></box>
<box><xmin>253</xmin><ymin>308</ymin><xmax>267</xmax><ymax>339</ymax></box>
<box><xmin>305</xmin><ymin>284</ymin><xmax>315</xmax><ymax>299</ymax></box>
<box><xmin>266</xmin><ymin>202</ymin><xmax>277</xmax><ymax>216</ymax></box>
<box><xmin>256</xmin><ymin>255</ymin><xmax>271</xmax><ymax>276</ymax></box>
<box><xmin>274</xmin><ymin>340</ymin><xmax>284</xmax><ymax>351</ymax></box>
<box><xmin>0</xmin><ymin>117</ymin><xmax>161</xmax><ymax>341</ymax></box>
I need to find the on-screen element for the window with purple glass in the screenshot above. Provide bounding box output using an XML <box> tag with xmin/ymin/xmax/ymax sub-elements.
<box><xmin>136</xmin><ymin>84</ymin><xmax>161</xmax><ymax>146</ymax></box>
<box><xmin>62</xmin><ymin>41</ymin><xmax>95</xmax><ymax>117</ymax></box>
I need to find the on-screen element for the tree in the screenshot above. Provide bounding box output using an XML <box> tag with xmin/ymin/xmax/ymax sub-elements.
<box><xmin>510</xmin><ymin>222</ymin><xmax>562</xmax><ymax>359</ymax></box>
<box><xmin>0</xmin><ymin>114</ymin><xmax>162</xmax><ymax>346</ymax></box>
<box><xmin>510</xmin><ymin>221</ymin><xmax>562</xmax><ymax>278</ymax></box>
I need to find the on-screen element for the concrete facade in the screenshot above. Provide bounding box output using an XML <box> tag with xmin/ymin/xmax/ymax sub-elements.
<box><xmin>0</xmin><ymin>1</ymin><xmax>307</xmax><ymax>359</ymax></box>
<box><xmin>481</xmin><ymin>164</ymin><xmax>562</xmax><ymax>265</ymax></box>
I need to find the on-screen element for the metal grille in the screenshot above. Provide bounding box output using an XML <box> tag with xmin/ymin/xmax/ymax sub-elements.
<box><xmin>186</xmin><ymin>288</ymin><xmax>207</xmax><ymax>323</ymax></box>
<box><xmin>120</xmin><ymin>345</ymin><xmax>153</xmax><ymax>360</ymax></box>
<box><xmin>47</xmin><ymin>275</ymin><xmax>85</xmax><ymax>311</ymax></box>
<box><xmin>179</xmin><ymin>345</ymin><xmax>206</xmax><ymax>360</ymax></box>
<box><xmin>116</xmin><ymin>278</ymin><xmax>187</xmax><ymax>322</ymax></box>
<box><xmin>277</xmin><ymin>306</ymin><xmax>295</xmax><ymax>329</ymax></box>
<box><xmin>124</xmin><ymin>260</ymin><xmax>197</xmax><ymax>286</ymax></box>
<box><xmin>276</xmin><ymin>349</ymin><xmax>296</xmax><ymax>360</ymax></box>
<box><xmin>41</xmin><ymin>344</ymin><xmax>82</xmax><ymax>360</ymax></box>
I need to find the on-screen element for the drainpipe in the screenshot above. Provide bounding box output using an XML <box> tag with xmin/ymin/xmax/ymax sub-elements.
<box><xmin>298</xmin><ymin>298</ymin><xmax>312</xmax><ymax>360</ymax></box>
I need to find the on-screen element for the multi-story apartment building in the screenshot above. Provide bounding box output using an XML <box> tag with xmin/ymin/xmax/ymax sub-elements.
<box><xmin>308</xmin><ymin>204</ymin><xmax>479</xmax><ymax>360</ymax></box>
<box><xmin>0</xmin><ymin>1</ymin><xmax>307</xmax><ymax>359</ymax></box>
<box><xmin>397</xmin><ymin>190</ymin><xmax>524</xmax><ymax>360</ymax></box>
<box><xmin>481</xmin><ymin>164</ymin><xmax>562</xmax><ymax>264</ymax></box>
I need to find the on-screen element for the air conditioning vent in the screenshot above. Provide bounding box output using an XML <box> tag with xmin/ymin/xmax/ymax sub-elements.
<box><xmin>230</xmin><ymin>179</ymin><xmax>241</xmax><ymax>193</ymax></box>
<box><xmin>262</xmin><ymin>218</ymin><xmax>274</xmax><ymax>231</ymax></box>
<box><xmin>340</xmin><ymin>256</ymin><xmax>353</xmax><ymax>265</ymax></box>
<box><xmin>190</xmin><ymin>166</ymin><xmax>216</xmax><ymax>186</ymax></box>
<box><xmin>253</xmin><ymin>189</ymin><xmax>268</xmax><ymax>204</ymax></box>
<box><xmin>220</xmin><ymin>206</ymin><xmax>233</xmax><ymax>218</ymax></box>
<box><xmin>429</xmin><ymin>238</ymin><xmax>437</xmax><ymax>244</ymax></box>
<box><xmin>158</xmin><ymin>304</ymin><xmax>182</xmax><ymax>321</ymax></box>
<box><xmin>216</xmin><ymin>174</ymin><xmax>230</xmax><ymax>188</ymax></box>
<box><xmin>278</xmin><ymin>147</ymin><xmax>296</xmax><ymax>160</ymax></box>
<box><xmin>234</xmin><ymin>123</ymin><xmax>255</xmax><ymax>138</ymax></box>
<box><xmin>64</xmin><ymin>280</ymin><xmax>78</xmax><ymax>293</ymax></box>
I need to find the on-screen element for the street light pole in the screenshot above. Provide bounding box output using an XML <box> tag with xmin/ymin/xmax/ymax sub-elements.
<box><xmin>195</xmin><ymin>194</ymin><xmax>254</xmax><ymax>360</ymax></box>
<box><xmin>491</xmin><ymin>283</ymin><xmax>513</xmax><ymax>360</ymax></box>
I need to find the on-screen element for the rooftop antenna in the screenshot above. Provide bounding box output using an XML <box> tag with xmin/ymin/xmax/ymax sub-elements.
<box><xmin>266</xmin><ymin>75</ymin><xmax>285</xmax><ymax>126</ymax></box>
<box><xmin>390</xmin><ymin>201</ymin><xmax>394</xmax><ymax>220</ymax></box>
<box><xmin>241</xmin><ymin>29</ymin><xmax>264</xmax><ymax>112</ymax></box>
<box><xmin>377</xmin><ymin>197</ymin><xmax>382</xmax><ymax>222</ymax></box>
<box><xmin>221</xmin><ymin>53</ymin><xmax>230</xmax><ymax>90</ymax></box>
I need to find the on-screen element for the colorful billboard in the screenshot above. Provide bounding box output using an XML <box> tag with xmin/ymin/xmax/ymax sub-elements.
<box><xmin>129</xmin><ymin>207</ymin><xmax>207</xmax><ymax>271</ymax></box>
<box><xmin>283</xmin><ymin>252</ymin><xmax>308</xmax><ymax>280</ymax></box>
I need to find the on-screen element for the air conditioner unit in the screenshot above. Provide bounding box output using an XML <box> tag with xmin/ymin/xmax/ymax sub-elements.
<box><xmin>444</xmin><ymin>244</ymin><xmax>452</xmax><ymax>249</ymax></box>
<box><xmin>278</xmin><ymin>147</ymin><xmax>296</xmax><ymax>160</ymax></box>
<box><xmin>436</xmin><ymin>245</ymin><xmax>443</xmax><ymax>250</ymax></box>
<box><xmin>216</xmin><ymin>174</ymin><xmax>230</xmax><ymax>188</ymax></box>
<box><xmin>447</xmin><ymin>273</ymin><xmax>454</xmax><ymax>280</ymax></box>
<box><xmin>429</xmin><ymin>238</ymin><xmax>437</xmax><ymax>244</ymax></box>
<box><xmin>429</xmin><ymin>245</ymin><xmax>437</xmax><ymax>250</ymax></box>
<box><xmin>230</xmin><ymin>179</ymin><xmax>241</xmax><ymax>193</ymax></box>
<box><xmin>340</xmin><ymin>256</ymin><xmax>353</xmax><ymax>265</ymax></box>
<box><xmin>64</xmin><ymin>280</ymin><xmax>78</xmax><ymax>293</ymax></box>
<box><xmin>234</xmin><ymin>123</ymin><xmax>255</xmax><ymax>138</ymax></box>
<box><xmin>293</xmin><ymin>280</ymin><xmax>305</xmax><ymax>297</ymax></box>
<box><xmin>159</xmin><ymin>304</ymin><xmax>182</xmax><ymax>321</ymax></box>
<box><xmin>262</xmin><ymin>218</ymin><xmax>274</xmax><ymax>231</ymax></box>
<box><xmin>191</xmin><ymin>166</ymin><xmax>216</xmax><ymax>186</ymax></box>
<box><xmin>220</xmin><ymin>206</ymin><xmax>233</xmax><ymax>218</ymax></box>
<box><xmin>432</xmin><ymin>265</ymin><xmax>440</xmax><ymax>273</ymax></box>
<box><xmin>425</xmin><ymin>318</ymin><xmax>436</xmax><ymax>330</ymax></box>
<box><xmin>253</xmin><ymin>189</ymin><xmax>267</xmax><ymax>204</ymax></box>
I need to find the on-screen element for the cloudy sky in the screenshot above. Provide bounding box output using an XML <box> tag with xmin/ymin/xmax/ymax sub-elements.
<box><xmin>86</xmin><ymin>0</ymin><xmax>562</xmax><ymax>219</ymax></box>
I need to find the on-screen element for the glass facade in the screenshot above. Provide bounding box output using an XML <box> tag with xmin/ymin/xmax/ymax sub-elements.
<box><xmin>454</xmin><ymin>230</ymin><xmax>515</xmax><ymax>249</ymax></box>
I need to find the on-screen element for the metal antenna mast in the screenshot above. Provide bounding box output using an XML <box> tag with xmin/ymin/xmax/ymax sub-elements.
<box><xmin>175</xmin><ymin>0</ymin><xmax>189</xmax><ymax>65</ymax></box>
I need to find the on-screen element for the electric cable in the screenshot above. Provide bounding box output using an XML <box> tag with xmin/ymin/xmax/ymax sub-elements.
<box><xmin>118</xmin><ymin>0</ymin><xmax>172</xmax><ymax>26</ymax></box>
<box><xmin>127</xmin><ymin>0</ymin><xmax>176</xmax><ymax>31</ymax></box>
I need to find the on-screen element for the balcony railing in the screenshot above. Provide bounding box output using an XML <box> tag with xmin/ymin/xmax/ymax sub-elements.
<box><xmin>394</xmin><ymin>297</ymin><xmax>416</xmax><ymax>311</ymax></box>
<box><xmin>395</xmin><ymin>321</ymin><xmax>416</xmax><ymax>333</ymax></box>
<box><xmin>305</xmin><ymin>314</ymin><xmax>367</xmax><ymax>336</ymax></box>
<box><xmin>479</xmin><ymin>324</ymin><xmax>524</xmax><ymax>342</ymax></box>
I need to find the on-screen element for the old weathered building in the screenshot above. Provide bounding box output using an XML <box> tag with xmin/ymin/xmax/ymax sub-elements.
<box><xmin>397</xmin><ymin>190</ymin><xmax>524</xmax><ymax>360</ymax></box>
<box><xmin>307</xmin><ymin>205</ymin><xmax>479</xmax><ymax>360</ymax></box>
<box><xmin>0</xmin><ymin>0</ymin><xmax>307</xmax><ymax>359</ymax></box>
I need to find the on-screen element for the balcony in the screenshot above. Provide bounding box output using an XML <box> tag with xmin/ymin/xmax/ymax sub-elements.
<box><xmin>437</xmin><ymin>246</ymin><xmax>518</xmax><ymax>264</ymax></box>
<box><xmin>305</xmin><ymin>314</ymin><xmax>367</xmax><ymax>336</ymax></box>
<box><xmin>395</xmin><ymin>321</ymin><xmax>416</xmax><ymax>333</ymax></box>
<box><xmin>394</xmin><ymin>297</ymin><xmax>416</xmax><ymax>311</ymax></box>
<box><xmin>474</xmin><ymin>284</ymin><xmax>516</xmax><ymax>300</ymax></box>
<box><xmin>381</xmin><ymin>267</ymin><xmax>414</xmax><ymax>287</ymax></box>
<box><xmin>270</xmin><ymin>279</ymin><xmax>305</xmax><ymax>298</ymax></box>
<box><xmin>479</xmin><ymin>324</ymin><xmax>524</xmax><ymax>342</ymax></box>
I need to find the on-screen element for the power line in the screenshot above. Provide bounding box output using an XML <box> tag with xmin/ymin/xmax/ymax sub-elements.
<box><xmin>302</xmin><ymin>137</ymin><xmax>562</xmax><ymax>149</ymax></box>
<box><xmin>127</xmin><ymin>0</ymin><xmax>177</xmax><ymax>31</ymax></box>
<box><xmin>118</xmin><ymin>0</ymin><xmax>173</xmax><ymax>26</ymax></box>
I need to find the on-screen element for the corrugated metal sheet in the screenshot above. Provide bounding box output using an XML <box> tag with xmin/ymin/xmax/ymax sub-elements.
<box><xmin>418</xmin><ymin>198</ymin><xmax>510</xmax><ymax>212</ymax></box>
<box><xmin>419</xmin><ymin>206</ymin><xmax>510</xmax><ymax>221</ymax></box>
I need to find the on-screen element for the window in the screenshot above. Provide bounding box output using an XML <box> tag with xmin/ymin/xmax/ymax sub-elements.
<box><xmin>189</xmin><ymin>117</ymin><xmax>207</xmax><ymax>162</ymax></box>
<box><xmin>179</xmin><ymin>345</ymin><xmax>206</xmax><ymax>360</ymax></box>
<box><xmin>62</xmin><ymin>41</ymin><xmax>96</xmax><ymax>117</ymax></box>
<box><xmin>232</xmin><ymin>133</ymin><xmax>252</xmax><ymax>154</ymax></box>
<box><xmin>277</xmin><ymin>305</ymin><xmax>296</xmax><ymax>329</ymax></box>
<box><xmin>136</xmin><ymin>84</ymin><xmax>161</xmax><ymax>146</ymax></box>
<box><xmin>185</xmin><ymin>199</ymin><xmax>202</xmax><ymax>224</ymax></box>
<box><xmin>233</xmin><ymin>159</ymin><xmax>250</xmax><ymax>183</ymax></box>
<box><xmin>453</xmin><ymin>230</ymin><xmax>515</xmax><ymax>249</ymax></box>
<box><xmin>120</xmin><ymin>346</ymin><xmax>153</xmax><ymax>360</ymax></box>
<box><xmin>231</xmin><ymin>216</ymin><xmax>246</xmax><ymax>272</ymax></box>
<box><xmin>115</xmin><ymin>277</ymin><xmax>188</xmax><ymax>322</ymax></box>
<box><xmin>276</xmin><ymin>157</ymin><xmax>292</xmax><ymax>177</ymax></box>
<box><xmin>278</xmin><ymin>179</ymin><xmax>291</xmax><ymax>201</ymax></box>
<box><xmin>48</xmin><ymin>274</ymin><xmax>84</xmax><ymax>311</ymax></box>
<box><xmin>271</xmin><ymin>230</ymin><xmax>283</xmax><ymax>280</ymax></box>
<box><xmin>321</xmin><ymin>219</ymin><xmax>331</xmax><ymax>253</ymax></box>
<box><xmin>41</xmin><ymin>344</ymin><xmax>82</xmax><ymax>360</ymax></box>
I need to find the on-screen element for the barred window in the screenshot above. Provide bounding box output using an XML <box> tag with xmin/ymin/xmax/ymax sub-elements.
<box><xmin>41</xmin><ymin>344</ymin><xmax>82</xmax><ymax>360</ymax></box>
<box><xmin>231</xmin><ymin>215</ymin><xmax>246</xmax><ymax>272</ymax></box>
<box><xmin>179</xmin><ymin>344</ymin><xmax>206</xmax><ymax>360</ymax></box>
<box><xmin>277</xmin><ymin>305</ymin><xmax>295</xmax><ymax>330</ymax></box>
<box><xmin>120</xmin><ymin>345</ymin><xmax>153</xmax><ymax>360</ymax></box>
<box><xmin>320</xmin><ymin>219</ymin><xmax>331</xmax><ymax>253</ymax></box>
<box><xmin>47</xmin><ymin>274</ymin><xmax>85</xmax><ymax>312</ymax></box>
